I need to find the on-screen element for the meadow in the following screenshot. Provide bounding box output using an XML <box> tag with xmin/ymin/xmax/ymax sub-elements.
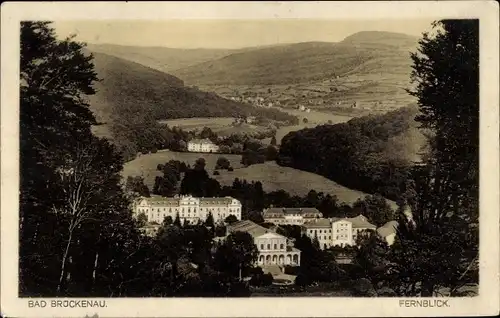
<box><xmin>158</xmin><ymin>117</ymin><xmax>235</xmax><ymax>131</ymax></box>
<box><xmin>122</xmin><ymin>151</ymin><xmax>388</xmax><ymax>206</ymax></box>
<box><xmin>122</xmin><ymin>150</ymin><xmax>243</xmax><ymax>189</ymax></box>
<box><xmin>212</xmin><ymin>161</ymin><xmax>382</xmax><ymax>206</ymax></box>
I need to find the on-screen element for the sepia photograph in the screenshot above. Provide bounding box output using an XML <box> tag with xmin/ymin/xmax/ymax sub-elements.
<box><xmin>1</xmin><ymin>1</ymin><xmax>499</xmax><ymax>317</ymax></box>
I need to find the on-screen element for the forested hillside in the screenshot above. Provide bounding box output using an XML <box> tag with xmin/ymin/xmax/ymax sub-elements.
<box><xmin>86</xmin><ymin>52</ymin><xmax>297</xmax><ymax>160</ymax></box>
<box><xmin>88</xmin><ymin>51</ymin><xmax>298</xmax><ymax>123</ymax></box>
<box><xmin>277</xmin><ymin>106</ymin><xmax>425</xmax><ymax>201</ymax></box>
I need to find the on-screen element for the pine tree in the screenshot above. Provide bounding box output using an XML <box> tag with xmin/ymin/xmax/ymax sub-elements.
<box><xmin>174</xmin><ymin>212</ymin><xmax>182</xmax><ymax>227</ymax></box>
<box><xmin>205</xmin><ymin>212</ymin><xmax>215</xmax><ymax>228</ymax></box>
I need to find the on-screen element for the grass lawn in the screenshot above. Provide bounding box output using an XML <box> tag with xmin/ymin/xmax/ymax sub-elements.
<box><xmin>158</xmin><ymin>117</ymin><xmax>235</xmax><ymax>131</ymax></box>
<box><xmin>213</xmin><ymin>161</ymin><xmax>375</xmax><ymax>205</ymax></box>
<box><xmin>123</xmin><ymin>152</ymin><xmax>396</xmax><ymax>207</ymax></box>
<box><xmin>122</xmin><ymin>151</ymin><xmax>243</xmax><ymax>189</ymax></box>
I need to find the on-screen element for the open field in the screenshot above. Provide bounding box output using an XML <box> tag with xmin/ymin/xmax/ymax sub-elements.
<box><xmin>122</xmin><ymin>151</ymin><xmax>243</xmax><ymax>189</ymax></box>
<box><xmin>158</xmin><ymin>117</ymin><xmax>235</xmax><ymax>131</ymax></box>
<box><xmin>213</xmin><ymin>161</ymin><xmax>386</xmax><ymax>206</ymax></box>
<box><xmin>122</xmin><ymin>151</ymin><xmax>394</xmax><ymax>206</ymax></box>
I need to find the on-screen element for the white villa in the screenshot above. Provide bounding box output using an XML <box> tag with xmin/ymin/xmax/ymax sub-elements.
<box><xmin>133</xmin><ymin>195</ymin><xmax>242</xmax><ymax>225</ymax></box>
<box><xmin>301</xmin><ymin>215</ymin><xmax>377</xmax><ymax>249</ymax></box>
<box><xmin>224</xmin><ymin>220</ymin><xmax>301</xmax><ymax>267</ymax></box>
<box><xmin>187</xmin><ymin>138</ymin><xmax>219</xmax><ymax>153</ymax></box>
<box><xmin>262</xmin><ymin>207</ymin><xmax>323</xmax><ymax>225</ymax></box>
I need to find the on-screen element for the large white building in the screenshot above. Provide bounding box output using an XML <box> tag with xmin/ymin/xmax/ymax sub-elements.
<box><xmin>262</xmin><ymin>207</ymin><xmax>323</xmax><ymax>225</ymax></box>
<box><xmin>224</xmin><ymin>220</ymin><xmax>301</xmax><ymax>267</ymax></box>
<box><xmin>134</xmin><ymin>195</ymin><xmax>242</xmax><ymax>225</ymax></box>
<box><xmin>187</xmin><ymin>138</ymin><xmax>219</xmax><ymax>153</ymax></box>
<box><xmin>301</xmin><ymin>215</ymin><xmax>377</xmax><ymax>249</ymax></box>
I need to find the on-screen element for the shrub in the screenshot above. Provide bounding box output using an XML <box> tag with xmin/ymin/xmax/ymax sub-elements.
<box><xmin>213</xmin><ymin>170</ymin><xmax>220</xmax><ymax>176</ymax></box>
<box><xmin>351</xmin><ymin>278</ymin><xmax>377</xmax><ymax>297</ymax></box>
<box><xmin>228</xmin><ymin>167</ymin><xmax>234</xmax><ymax>172</ymax></box>
<box><xmin>283</xmin><ymin>265</ymin><xmax>300</xmax><ymax>276</ymax></box>
<box><xmin>294</xmin><ymin>273</ymin><xmax>310</xmax><ymax>287</ymax></box>
<box><xmin>157</xmin><ymin>164</ymin><xmax>164</xmax><ymax>171</ymax></box>
<box><xmin>262</xmin><ymin>273</ymin><xmax>274</xmax><ymax>286</ymax></box>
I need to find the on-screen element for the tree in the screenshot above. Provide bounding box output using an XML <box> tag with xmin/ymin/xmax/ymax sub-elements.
<box><xmin>205</xmin><ymin>212</ymin><xmax>215</xmax><ymax>228</ymax></box>
<box><xmin>224</xmin><ymin>215</ymin><xmax>238</xmax><ymax>225</ymax></box>
<box><xmin>214</xmin><ymin>231</ymin><xmax>258</xmax><ymax>281</ymax></box>
<box><xmin>163</xmin><ymin>216</ymin><xmax>173</xmax><ymax>226</ymax></box>
<box><xmin>19</xmin><ymin>22</ymin><xmax>141</xmax><ymax>296</ymax></box>
<box><xmin>174</xmin><ymin>212</ymin><xmax>182</xmax><ymax>227</ymax></box>
<box><xmin>352</xmin><ymin>195</ymin><xmax>395</xmax><ymax>227</ymax></box>
<box><xmin>387</xmin><ymin>20</ymin><xmax>479</xmax><ymax>296</ymax></box>
<box><xmin>137</xmin><ymin>212</ymin><xmax>148</xmax><ymax>227</ymax></box>
<box><xmin>270</xmin><ymin>135</ymin><xmax>277</xmax><ymax>146</ymax></box>
<box><xmin>215</xmin><ymin>157</ymin><xmax>231</xmax><ymax>170</ymax></box>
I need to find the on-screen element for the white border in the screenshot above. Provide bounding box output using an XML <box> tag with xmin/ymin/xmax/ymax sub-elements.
<box><xmin>1</xmin><ymin>1</ymin><xmax>499</xmax><ymax>317</ymax></box>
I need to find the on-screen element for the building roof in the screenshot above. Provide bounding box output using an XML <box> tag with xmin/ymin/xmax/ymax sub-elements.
<box><xmin>188</xmin><ymin>138</ymin><xmax>216</xmax><ymax>145</ymax></box>
<box><xmin>330</xmin><ymin>215</ymin><xmax>376</xmax><ymax>229</ymax></box>
<box><xmin>377</xmin><ymin>220</ymin><xmax>398</xmax><ymax>238</ymax></box>
<box><xmin>138</xmin><ymin>195</ymin><xmax>238</xmax><ymax>206</ymax></box>
<box><xmin>347</xmin><ymin>215</ymin><xmax>377</xmax><ymax>229</ymax></box>
<box><xmin>302</xmin><ymin>215</ymin><xmax>377</xmax><ymax>229</ymax></box>
<box><xmin>199</xmin><ymin>197</ymin><xmax>234</xmax><ymax>205</ymax></box>
<box><xmin>263</xmin><ymin>207</ymin><xmax>322</xmax><ymax>218</ymax></box>
<box><xmin>227</xmin><ymin>220</ymin><xmax>271</xmax><ymax>238</ymax></box>
<box><xmin>302</xmin><ymin>218</ymin><xmax>332</xmax><ymax>228</ymax></box>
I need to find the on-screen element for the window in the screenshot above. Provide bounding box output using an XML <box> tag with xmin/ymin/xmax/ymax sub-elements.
<box><xmin>280</xmin><ymin>244</ymin><xmax>284</xmax><ymax>249</ymax></box>
<box><xmin>267</xmin><ymin>244</ymin><xmax>270</xmax><ymax>249</ymax></box>
<box><xmin>329</xmin><ymin>236</ymin><xmax>331</xmax><ymax>240</ymax></box>
<box><xmin>261</xmin><ymin>244</ymin><xmax>264</xmax><ymax>250</ymax></box>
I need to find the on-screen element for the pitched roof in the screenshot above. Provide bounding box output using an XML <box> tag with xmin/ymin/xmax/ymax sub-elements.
<box><xmin>188</xmin><ymin>138</ymin><xmax>216</xmax><ymax>145</ymax></box>
<box><xmin>199</xmin><ymin>197</ymin><xmax>233</xmax><ymax>205</ymax></box>
<box><xmin>347</xmin><ymin>215</ymin><xmax>377</xmax><ymax>229</ymax></box>
<box><xmin>302</xmin><ymin>215</ymin><xmax>376</xmax><ymax>229</ymax></box>
<box><xmin>263</xmin><ymin>207</ymin><xmax>322</xmax><ymax>217</ymax></box>
<box><xmin>330</xmin><ymin>215</ymin><xmax>376</xmax><ymax>229</ymax></box>
<box><xmin>377</xmin><ymin>220</ymin><xmax>398</xmax><ymax>238</ymax></box>
<box><xmin>138</xmin><ymin>196</ymin><xmax>238</xmax><ymax>206</ymax></box>
<box><xmin>302</xmin><ymin>218</ymin><xmax>331</xmax><ymax>228</ymax></box>
<box><xmin>227</xmin><ymin>220</ymin><xmax>279</xmax><ymax>238</ymax></box>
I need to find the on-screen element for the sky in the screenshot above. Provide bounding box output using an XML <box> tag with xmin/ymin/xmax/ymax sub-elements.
<box><xmin>53</xmin><ymin>19</ymin><xmax>435</xmax><ymax>49</ymax></box>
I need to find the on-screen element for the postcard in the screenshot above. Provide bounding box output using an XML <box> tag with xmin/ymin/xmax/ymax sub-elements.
<box><xmin>1</xmin><ymin>1</ymin><xmax>499</xmax><ymax>317</ymax></box>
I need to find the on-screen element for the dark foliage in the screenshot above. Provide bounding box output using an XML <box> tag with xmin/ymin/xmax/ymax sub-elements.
<box><xmin>278</xmin><ymin>106</ymin><xmax>418</xmax><ymax>201</ymax></box>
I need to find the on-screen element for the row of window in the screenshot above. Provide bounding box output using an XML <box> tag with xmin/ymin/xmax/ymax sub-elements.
<box><xmin>307</xmin><ymin>234</ymin><xmax>351</xmax><ymax>240</ymax></box>
<box><xmin>146</xmin><ymin>207</ymin><xmax>240</xmax><ymax>213</ymax></box>
<box><xmin>308</xmin><ymin>229</ymin><xmax>351</xmax><ymax>235</ymax></box>
<box><xmin>259</xmin><ymin>243</ymin><xmax>285</xmax><ymax>250</ymax></box>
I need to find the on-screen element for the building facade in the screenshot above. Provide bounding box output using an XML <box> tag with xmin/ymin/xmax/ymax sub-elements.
<box><xmin>187</xmin><ymin>139</ymin><xmax>219</xmax><ymax>153</ymax></box>
<box><xmin>262</xmin><ymin>207</ymin><xmax>323</xmax><ymax>225</ymax></box>
<box><xmin>225</xmin><ymin>220</ymin><xmax>301</xmax><ymax>267</ymax></box>
<box><xmin>134</xmin><ymin>195</ymin><xmax>242</xmax><ymax>225</ymax></box>
<box><xmin>301</xmin><ymin>215</ymin><xmax>377</xmax><ymax>249</ymax></box>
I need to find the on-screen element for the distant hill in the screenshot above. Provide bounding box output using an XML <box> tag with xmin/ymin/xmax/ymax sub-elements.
<box><xmin>87</xmin><ymin>51</ymin><xmax>298</xmax><ymax>124</ymax></box>
<box><xmin>172</xmin><ymin>31</ymin><xmax>418</xmax><ymax>86</ymax></box>
<box><xmin>86</xmin><ymin>43</ymin><xmax>296</xmax><ymax>74</ymax></box>
<box><xmin>87</xmin><ymin>43</ymin><xmax>236</xmax><ymax>73</ymax></box>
